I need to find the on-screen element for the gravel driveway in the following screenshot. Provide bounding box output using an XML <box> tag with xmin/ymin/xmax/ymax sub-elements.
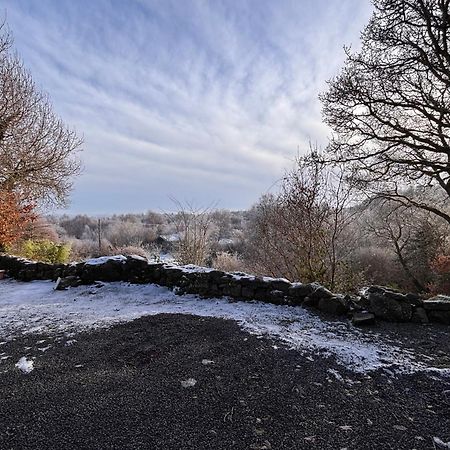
<box><xmin>0</xmin><ymin>313</ymin><xmax>449</xmax><ymax>450</ymax></box>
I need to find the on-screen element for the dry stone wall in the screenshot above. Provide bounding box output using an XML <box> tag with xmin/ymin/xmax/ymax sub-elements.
<box><xmin>1</xmin><ymin>253</ymin><xmax>449</xmax><ymax>326</ymax></box>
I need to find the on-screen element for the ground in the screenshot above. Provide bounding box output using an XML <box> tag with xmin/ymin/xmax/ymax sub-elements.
<box><xmin>0</xmin><ymin>280</ymin><xmax>449</xmax><ymax>449</ymax></box>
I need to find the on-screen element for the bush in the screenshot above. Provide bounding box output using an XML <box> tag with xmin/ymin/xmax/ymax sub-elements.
<box><xmin>212</xmin><ymin>252</ymin><xmax>245</xmax><ymax>272</ymax></box>
<box><xmin>20</xmin><ymin>239</ymin><xmax>71</xmax><ymax>264</ymax></box>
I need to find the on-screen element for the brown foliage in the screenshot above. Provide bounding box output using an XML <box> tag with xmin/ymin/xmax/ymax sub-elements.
<box><xmin>0</xmin><ymin>190</ymin><xmax>35</xmax><ymax>249</ymax></box>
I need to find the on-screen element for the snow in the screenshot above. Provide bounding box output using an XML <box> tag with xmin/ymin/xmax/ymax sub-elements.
<box><xmin>433</xmin><ymin>437</ymin><xmax>450</xmax><ymax>449</ymax></box>
<box><xmin>0</xmin><ymin>279</ymin><xmax>448</xmax><ymax>375</ymax></box>
<box><xmin>180</xmin><ymin>378</ymin><xmax>197</xmax><ymax>388</ymax></box>
<box><xmin>85</xmin><ymin>255</ymin><xmax>127</xmax><ymax>266</ymax></box>
<box><xmin>15</xmin><ymin>356</ymin><xmax>34</xmax><ymax>374</ymax></box>
<box><xmin>168</xmin><ymin>264</ymin><xmax>216</xmax><ymax>274</ymax></box>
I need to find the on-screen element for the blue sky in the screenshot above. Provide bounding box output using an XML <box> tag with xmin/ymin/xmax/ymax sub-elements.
<box><xmin>4</xmin><ymin>0</ymin><xmax>372</xmax><ymax>214</ymax></box>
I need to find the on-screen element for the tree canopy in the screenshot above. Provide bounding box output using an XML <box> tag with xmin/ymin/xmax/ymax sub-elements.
<box><xmin>321</xmin><ymin>0</ymin><xmax>450</xmax><ymax>224</ymax></box>
<box><xmin>0</xmin><ymin>22</ymin><xmax>82</xmax><ymax>207</ymax></box>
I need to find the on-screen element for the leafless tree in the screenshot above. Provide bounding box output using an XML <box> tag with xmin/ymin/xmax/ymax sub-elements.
<box><xmin>245</xmin><ymin>153</ymin><xmax>357</xmax><ymax>289</ymax></box>
<box><xmin>365</xmin><ymin>200</ymin><xmax>446</xmax><ymax>292</ymax></box>
<box><xmin>0</xmin><ymin>21</ymin><xmax>82</xmax><ymax>206</ymax></box>
<box><xmin>170</xmin><ymin>199</ymin><xmax>217</xmax><ymax>266</ymax></box>
<box><xmin>321</xmin><ymin>0</ymin><xmax>450</xmax><ymax>224</ymax></box>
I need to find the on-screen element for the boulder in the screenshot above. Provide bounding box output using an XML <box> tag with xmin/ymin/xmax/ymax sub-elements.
<box><xmin>352</xmin><ymin>312</ymin><xmax>376</xmax><ymax>326</ymax></box>
<box><xmin>423</xmin><ymin>295</ymin><xmax>450</xmax><ymax>311</ymax></box>
<box><xmin>318</xmin><ymin>296</ymin><xmax>349</xmax><ymax>315</ymax></box>
<box><xmin>80</xmin><ymin>256</ymin><xmax>127</xmax><ymax>283</ymax></box>
<box><xmin>287</xmin><ymin>283</ymin><xmax>311</xmax><ymax>304</ymax></box>
<box><xmin>55</xmin><ymin>276</ymin><xmax>82</xmax><ymax>290</ymax></box>
<box><xmin>423</xmin><ymin>296</ymin><xmax>450</xmax><ymax>324</ymax></box>
<box><xmin>411</xmin><ymin>307</ymin><xmax>429</xmax><ymax>324</ymax></box>
<box><xmin>427</xmin><ymin>310</ymin><xmax>450</xmax><ymax>325</ymax></box>
<box><xmin>302</xmin><ymin>296</ymin><xmax>319</xmax><ymax>308</ymax></box>
<box><xmin>366</xmin><ymin>286</ymin><xmax>413</xmax><ymax>322</ymax></box>
<box><xmin>308</xmin><ymin>283</ymin><xmax>334</xmax><ymax>300</ymax></box>
<box><xmin>267</xmin><ymin>279</ymin><xmax>291</xmax><ymax>293</ymax></box>
<box><xmin>268</xmin><ymin>289</ymin><xmax>286</xmax><ymax>304</ymax></box>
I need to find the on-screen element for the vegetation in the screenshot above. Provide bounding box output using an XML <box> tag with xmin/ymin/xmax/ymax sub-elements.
<box><xmin>321</xmin><ymin>0</ymin><xmax>450</xmax><ymax>224</ymax></box>
<box><xmin>0</xmin><ymin>191</ymin><xmax>35</xmax><ymax>251</ymax></box>
<box><xmin>0</xmin><ymin>22</ymin><xmax>82</xmax><ymax>208</ymax></box>
<box><xmin>1</xmin><ymin>2</ymin><xmax>450</xmax><ymax>295</ymax></box>
<box><xmin>18</xmin><ymin>239</ymin><xmax>71</xmax><ymax>264</ymax></box>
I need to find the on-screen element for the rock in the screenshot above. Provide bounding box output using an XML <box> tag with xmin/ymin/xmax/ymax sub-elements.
<box><xmin>302</xmin><ymin>296</ymin><xmax>318</xmax><ymax>308</ymax></box>
<box><xmin>405</xmin><ymin>293</ymin><xmax>423</xmax><ymax>307</ymax></box>
<box><xmin>318</xmin><ymin>296</ymin><xmax>348</xmax><ymax>315</ymax></box>
<box><xmin>423</xmin><ymin>296</ymin><xmax>450</xmax><ymax>324</ymax></box>
<box><xmin>241</xmin><ymin>286</ymin><xmax>255</xmax><ymax>299</ymax></box>
<box><xmin>308</xmin><ymin>283</ymin><xmax>334</xmax><ymax>300</ymax></box>
<box><xmin>423</xmin><ymin>295</ymin><xmax>450</xmax><ymax>311</ymax></box>
<box><xmin>268</xmin><ymin>290</ymin><xmax>285</xmax><ymax>304</ymax></box>
<box><xmin>427</xmin><ymin>310</ymin><xmax>450</xmax><ymax>325</ymax></box>
<box><xmin>55</xmin><ymin>276</ymin><xmax>82</xmax><ymax>290</ymax></box>
<box><xmin>352</xmin><ymin>312</ymin><xmax>376</xmax><ymax>326</ymax></box>
<box><xmin>287</xmin><ymin>283</ymin><xmax>311</xmax><ymax>304</ymax></box>
<box><xmin>367</xmin><ymin>287</ymin><xmax>413</xmax><ymax>322</ymax></box>
<box><xmin>411</xmin><ymin>307</ymin><xmax>429</xmax><ymax>324</ymax></box>
<box><xmin>81</xmin><ymin>257</ymin><xmax>126</xmax><ymax>283</ymax></box>
<box><xmin>268</xmin><ymin>279</ymin><xmax>291</xmax><ymax>293</ymax></box>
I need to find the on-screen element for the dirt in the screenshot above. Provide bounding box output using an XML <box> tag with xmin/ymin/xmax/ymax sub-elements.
<box><xmin>0</xmin><ymin>313</ymin><xmax>449</xmax><ymax>450</ymax></box>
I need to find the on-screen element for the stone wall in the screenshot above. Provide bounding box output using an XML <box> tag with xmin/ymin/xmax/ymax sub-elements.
<box><xmin>1</xmin><ymin>253</ymin><xmax>449</xmax><ymax>325</ymax></box>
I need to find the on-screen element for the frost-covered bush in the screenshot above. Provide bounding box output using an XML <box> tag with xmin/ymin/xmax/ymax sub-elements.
<box><xmin>212</xmin><ymin>252</ymin><xmax>245</xmax><ymax>272</ymax></box>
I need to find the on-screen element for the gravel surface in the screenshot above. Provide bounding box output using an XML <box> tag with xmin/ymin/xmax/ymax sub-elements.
<box><xmin>0</xmin><ymin>313</ymin><xmax>449</xmax><ymax>450</ymax></box>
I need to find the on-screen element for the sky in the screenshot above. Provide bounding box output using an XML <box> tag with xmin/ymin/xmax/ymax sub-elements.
<box><xmin>4</xmin><ymin>0</ymin><xmax>373</xmax><ymax>214</ymax></box>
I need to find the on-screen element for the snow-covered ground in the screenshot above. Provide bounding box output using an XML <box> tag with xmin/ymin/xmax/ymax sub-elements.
<box><xmin>0</xmin><ymin>279</ymin><xmax>448</xmax><ymax>375</ymax></box>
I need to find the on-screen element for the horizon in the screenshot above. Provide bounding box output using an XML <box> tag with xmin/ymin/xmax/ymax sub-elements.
<box><xmin>6</xmin><ymin>0</ymin><xmax>372</xmax><ymax>214</ymax></box>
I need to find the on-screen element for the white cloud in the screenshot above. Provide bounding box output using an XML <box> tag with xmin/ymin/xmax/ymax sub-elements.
<box><xmin>5</xmin><ymin>0</ymin><xmax>373</xmax><ymax>213</ymax></box>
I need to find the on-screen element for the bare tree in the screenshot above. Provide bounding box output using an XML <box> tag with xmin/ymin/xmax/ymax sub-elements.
<box><xmin>0</xmin><ymin>21</ymin><xmax>82</xmax><ymax>206</ymax></box>
<box><xmin>321</xmin><ymin>0</ymin><xmax>450</xmax><ymax>224</ymax></box>
<box><xmin>245</xmin><ymin>153</ymin><xmax>357</xmax><ymax>289</ymax></box>
<box><xmin>365</xmin><ymin>200</ymin><xmax>445</xmax><ymax>292</ymax></box>
<box><xmin>170</xmin><ymin>199</ymin><xmax>216</xmax><ymax>266</ymax></box>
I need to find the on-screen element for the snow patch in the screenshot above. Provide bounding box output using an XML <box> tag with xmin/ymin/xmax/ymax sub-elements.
<box><xmin>180</xmin><ymin>378</ymin><xmax>197</xmax><ymax>388</ymax></box>
<box><xmin>85</xmin><ymin>255</ymin><xmax>127</xmax><ymax>266</ymax></box>
<box><xmin>433</xmin><ymin>437</ymin><xmax>450</xmax><ymax>449</ymax></box>
<box><xmin>15</xmin><ymin>357</ymin><xmax>34</xmax><ymax>374</ymax></box>
<box><xmin>0</xmin><ymin>279</ymin><xmax>448</xmax><ymax>375</ymax></box>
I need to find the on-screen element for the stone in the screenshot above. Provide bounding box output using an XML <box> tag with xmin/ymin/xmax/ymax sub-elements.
<box><xmin>423</xmin><ymin>295</ymin><xmax>450</xmax><ymax>311</ymax></box>
<box><xmin>368</xmin><ymin>291</ymin><xmax>413</xmax><ymax>322</ymax></box>
<box><xmin>268</xmin><ymin>279</ymin><xmax>291</xmax><ymax>293</ymax></box>
<box><xmin>302</xmin><ymin>296</ymin><xmax>319</xmax><ymax>308</ymax></box>
<box><xmin>352</xmin><ymin>312</ymin><xmax>376</xmax><ymax>326</ymax></box>
<box><xmin>229</xmin><ymin>284</ymin><xmax>242</xmax><ymax>297</ymax></box>
<box><xmin>55</xmin><ymin>276</ymin><xmax>82</xmax><ymax>290</ymax></box>
<box><xmin>308</xmin><ymin>283</ymin><xmax>334</xmax><ymax>300</ymax></box>
<box><xmin>81</xmin><ymin>258</ymin><xmax>126</xmax><ymax>283</ymax></box>
<box><xmin>427</xmin><ymin>310</ymin><xmax>450</xmax><ymax>325</ymax></box>
<box><xmin>318</xmin><ymin>296</ymin><xmax>348</xmax><ymax>315</ymax></box>
<box><xmin>411</xmin><ymin>307</ymin><xmax>429</xmax><ymax>324</ymax></box>
<box><xmin>268</xmin><ymin>290</ymin><xmax>285</xmax><ymax>304</ymax></box>
<box><xmin>405</xmin><ymin>293</ymin><xmax>423</xmax><ymax>307</ymax></box>
<box><xmin>287</xmin><ymin>283</ymin><xmax>312</xmax><ymax>304</ymax></box>
<box><xmin>241</xmin><ymin>286</ymin><xmax>255</xmax><ymax>299</ymax></box>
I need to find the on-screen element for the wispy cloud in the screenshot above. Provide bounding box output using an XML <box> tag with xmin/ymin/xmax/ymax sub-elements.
<box><xmin>5</xmin><ymin>0</ymin><xmax>373</xmax><ymax>213</ymax></box>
